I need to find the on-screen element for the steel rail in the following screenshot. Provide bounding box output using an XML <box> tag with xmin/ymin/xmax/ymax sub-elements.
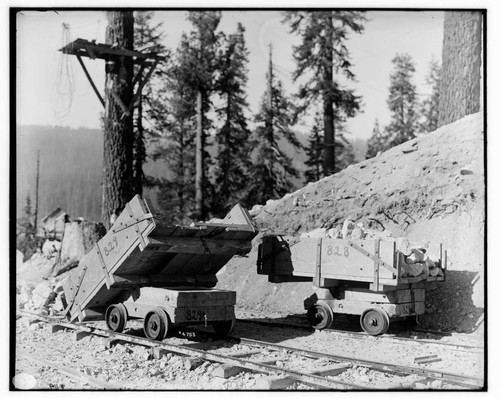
<box><xmin>236</xmin><ymin>318</ymin><xmax>484</xmax><ymax>352</ymax></box>
<box><xmin>16</xmin><ymin>350</ymin><xmax>123</xmax><ymax>390</ymax></box>
<box><xmin>17</xmin><ymin>312</ymin><xmax>364</xmax><ymax>390</ymax></box>
<box><xmin>230</xmin><ymin>335</ymin><xmax>483</xmax><ymax>389</ymax></box>
<box><xmin>18</xmin><ymin>311</ymin><xmax>483</xmax><ymax>389</ymax></box>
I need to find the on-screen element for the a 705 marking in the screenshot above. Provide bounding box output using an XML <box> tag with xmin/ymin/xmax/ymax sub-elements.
<box><xmin>327</xmin><ymin>245</ymin><xmax>349</xmax><ymax>257</ymax></box>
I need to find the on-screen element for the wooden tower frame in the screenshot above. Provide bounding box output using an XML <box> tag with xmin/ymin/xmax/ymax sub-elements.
<box><xmin>59</xmin><ymin>38</ymin><xmax>166</xmax><ymax>117</ymax></box>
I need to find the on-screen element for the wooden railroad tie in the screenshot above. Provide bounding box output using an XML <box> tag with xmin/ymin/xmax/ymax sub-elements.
<box><xmin>254</xmin><ymin>363</ymin><xmax>351</xmax><ymax>390</ymax></box>
<box><xmin>414</xmin><ymin>354</ymin><xmax>442</xmax><ymax>364</ymax></box>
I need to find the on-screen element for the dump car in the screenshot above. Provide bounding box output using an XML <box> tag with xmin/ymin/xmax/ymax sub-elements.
<box><xmin>61</xmin><ymin>195</ymin><xmax>257</xmax><ymax>340</ymax></box>
<box><xmin>257</xmin><ymin>236</ymin><xmax>446</xmax><ymax>335</ymax></box>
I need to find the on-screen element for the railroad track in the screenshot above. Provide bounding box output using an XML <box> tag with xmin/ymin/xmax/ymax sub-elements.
<box><xmin>235</xmin><ymin>316</ymin><xmax>484</xmax><ymax>353</ymax></box>
<box><xmin>16</xmin><ymin>311</ymin><xmax>483</xmax><ymax>390</ymax></box>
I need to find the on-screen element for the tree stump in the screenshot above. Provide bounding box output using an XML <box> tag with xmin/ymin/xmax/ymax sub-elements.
<box><xmin>52</xmin><ymin>222</ymin><xmax>106</xmax><ymax>276</ymax></box>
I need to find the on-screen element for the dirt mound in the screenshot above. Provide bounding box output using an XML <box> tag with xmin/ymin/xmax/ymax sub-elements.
<box><xmin>217</xmin><ymin>112</ymin><xmax>485</xmax><ymax>334</ymax></box>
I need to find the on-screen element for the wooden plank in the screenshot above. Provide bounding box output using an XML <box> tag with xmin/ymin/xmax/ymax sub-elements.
<box><xmin>254</xmin><ymin>376</ymin><xmax>296</xmax><ymax>390</ymax></box>
<box><xmin>74</xmin><ymin>330</ymin><xmax>92</xmax><ymax>341</ymax></box>
<box><xmin>147</xmin><ymin>236</ymin><xmax>252</xmax><ymax>253</ymax></box>
<box><xmin>373</xmin><ymin>240</ymin><xmax>380</xmax><ymax>290</ymax></box>
<box><xmin>48</xmin><ymin>324</ymin><xmax>67</xmax><ymax>334</ymax></box>
<box><xmin>311</xmin><ymin>363</ymin><xmax>351</xmax><ymax>377</ymax></box>
<box><xmin>342</xmin><ymin>288</ymin><xmax>425</xmax><ymax>304</ymax></box>
<box><xmin>76</xmin><ymin>55</ymin><xmax>105</xmax><ymax>107</ymax></box>
<box><xmin>229</xmin><ymin>350</ymin><xmax>262</xmax><ymax>358</ymax></box>
<box><xmin>125</xmin><ymin>59</ymin><xmax>160</xmax><ymax>116</ymax></box>
<box><xmin>60</xmin><ymin>38</ymin><xmax>166</xmax><ymax>61</ymax></box>
<box><xmin>213</xmin><ymin>364</ymin><xmax>247</xmax><ymax>378</ymax></box>
<box><xmin>110</xmin><ymin>90</ymin><xmax>132</xmax><ymax>116</ymax></box>
<box><xmin>83</xmin><ymin>43</ymin><xmax>97</xmax><ymax>59</ymax></box>
<box><xmin>101</xmin><ymin>337</ymin><xmax>122</xmax><ymax>349</ymax></box>
<box><xmin>183</xmin><ymin>357</ymin><xmax>204</xmax><ymax>371</ymax></box>
<box><xmin>329</xmin><ymin>301</ymin><xmax>425</xmax><ymax>316</ymax></box>
<box><xmin>152</xmin><ymin>347</ymin><xmax>184</xmax><ymax>360</ymax></box>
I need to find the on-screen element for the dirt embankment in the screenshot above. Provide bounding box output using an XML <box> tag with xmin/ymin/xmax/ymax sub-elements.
<box><xmin>217</xmin><ymin>112</ymin><xmax>485</xmax><ymax>334</ymax></box>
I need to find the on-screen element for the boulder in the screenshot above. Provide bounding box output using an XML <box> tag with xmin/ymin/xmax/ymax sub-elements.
<box><xmin>395</xmin><ymin>237</ymin><xmax>412</xmax><ymax>256</ymax></box>
<box><xmin>341</xmin><ymin>219</ymin><xmax>355</xmax><ymax>239</ymax></box>
<box><xmin>351</xmin><ymin>227</ymin><xmax>367</xmax><ymax>240</ymax></box>
<box><xmin>42</xmin><ymin>240</ymin><xmax>61</xmax><ymax>256</ymax></box>
<box><xmin>31</xmin><ymin>281</ymin><xmax>56</xmax><ymax>309</ymax></box>
<box><xmin>17</xmin><ymin>281</ymin><xmax>35</xmax><ymax>309</ymax></box>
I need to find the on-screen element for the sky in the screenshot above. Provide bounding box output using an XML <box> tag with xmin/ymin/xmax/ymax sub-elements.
<box><xmin>16</xmin><ymin>9</ymin><xmax>444</xmax><ymax>140</ymax></box>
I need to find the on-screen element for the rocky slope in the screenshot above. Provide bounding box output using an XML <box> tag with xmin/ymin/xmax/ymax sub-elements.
<box><xmin>217</xmin><ymin>112</ymin><xmax>485</xmax><ymax>334</ymax></box>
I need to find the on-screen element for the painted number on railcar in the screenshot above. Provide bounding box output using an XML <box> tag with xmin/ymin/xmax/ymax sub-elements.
<box><xmin>103</xmin><ymin>236</ymin><xmax>119</xmax><ymax>257</ymax></box>
<box><xmin>326</xmin><ymin>245</ymin><xmax>350</xmax><ymax>257</ymax></box>
<box><xmin>185</xmin><ymin>309</ymin><xmax>207</xmax><ymax>321</ymax></box>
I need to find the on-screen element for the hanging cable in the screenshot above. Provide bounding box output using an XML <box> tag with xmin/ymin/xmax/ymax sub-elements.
<box><xmin>52</xmin><ymin>23</ymin><xmax>76</xmax><ymax>120</ymax></box>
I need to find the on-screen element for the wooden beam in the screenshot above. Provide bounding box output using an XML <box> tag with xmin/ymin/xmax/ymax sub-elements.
<box><xmin>110</xmin><ymin>90</ymin><xmax>132</xmax><ymax>117</ymax></box>
<box><xmin>147</xmin><ymin>236</ymin><xmax>252</xmax><ymax>252</ymax></box>
<box><xmin>132</xmin><ymin>63</ymin><xmax>147</xmax><ymax>88</ymax></box>
<box><xmin>213</xmin><ymin>364</ymin><xmax>247</xmax><ymax>379</ymax></box>
<box><xmin>76</xmin><ymin>55</ymin><xmax>105</xmax><ymax>107</ymax></box>
<box><xmin>123</xmin><ymin>59</ymin><xmax>160</xmax><ymax>118</ymax></box>
<box><xmin>254</xmin><ymin>376</ymin><xmax>296</xmax><ymax>390</ymax></box>
<box><xmin>60</xmin><ymin>38</ymin><xmax>166</xmax><ymax>61</ymax></box>
<box><xmin>112</xmin><ymin>273</ymin><xmax>218</xmax><ymax>287</ymax></box>
<box><xmin>84</xmin><ymin>43</ymin><xmax>97</xmax><ymax>60</ymax></box>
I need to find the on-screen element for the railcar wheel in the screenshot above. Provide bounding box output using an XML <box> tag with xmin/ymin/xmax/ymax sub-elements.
<box><xmin>306</xmin><ymin>302</ymin><xmax>334</xmax><ymax>330</ymax></box>
<box><xmin>213</xmin><ymin>319</ymin><xmax>236</xmax><ymax>337</ymax></box>
<box><xmin>144</xmin><ymin>308</ymin><xmax>169</xmax><ymax>341</ymax></box>
<box><xmin>105</xmin><ymin>303</ymin><xmax>128</xmax><ymax>333</ymax></box>
<box><xmin>360</xmin><ymin>308</ymin><xmax>390</xmax><ymax>336</ymax></box>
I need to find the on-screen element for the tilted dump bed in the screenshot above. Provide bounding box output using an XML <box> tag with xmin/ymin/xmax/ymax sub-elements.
<box><xmin>62</xmin><ymin>195</ymin><xmax>257</xmax><ymax>322</ymax></box>
<box><xmin>258</xmin><ymin>235</ymin><xmax>446</xmax><ymax>290</ymax></box>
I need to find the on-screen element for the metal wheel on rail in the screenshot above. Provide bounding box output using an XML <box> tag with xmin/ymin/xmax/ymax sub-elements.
<box><xmin>144</xmin><ymin>308</ymin><xmax>170</xmax><ymax>341</ymax></box>
<box><xmin>360</xmin><ymin>307</ymin><xmax>390</xmax><ymax>336</ymax></box>
<box><xmin>213</xmin><ymin>318</ymin><xmax>236</xmax><ymax>337</ymax></box>
<box><xmin>105</xmin><ymin>303</ymin><xmax>128</xmax><ymax>333</ymax></box>
<box><xmin>306</xmin><ymin>302</ymin><xmax>334</xmax><ymax>330</ymax></box>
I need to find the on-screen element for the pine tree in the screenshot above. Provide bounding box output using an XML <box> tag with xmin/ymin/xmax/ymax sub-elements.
<box><xmin>133</xmin><ymin>11</ymin><xmax>169</xmax><ymax>195</ymax></box>
<box><xmin>419</xmin><ymin>59</ymin><xmax>441</xmax><ymax>134</ymax></box>
<box><xmin>212</xmin><ymin>23</ymin><xmax>252</xmax><ymax>215</ymax></box>
<box><xmin>384</xmin><ymin>53</ymin><xmax>419</xmax><ymax>149</ymax></box>
<box><xmin>365</xmin><ymin>119</ymin><xmax>388</xmax><ymax>159</ymax></box>
<box><xmin>146</xmin><ymin>33</ymin><xmax>198</xmax><ymax>224</ymax></box>
<box><xmin>34</xmin><ymin>151</ymin><xmax>40</xmax><ymax>231</ymax></box>
<box><xmin>246</xmin><ymin>45</ymin><xmax>301</xmax><ymax>205</ymax></box>
<box><xmin>283</xmin><ymin>11</ymin><xmax>365</xmax><ymax>175</ymax></box>
<box><xmin>102</xmin><ymin>11</ymin><xmax>135</xmax><ymax>229</ymax></box>
<box><xmin>184</xmin><ymin>11</ymin><xmax>224</xmax><ymax>220</ymax></box>
<box><xmin>304</xmin><ymin>111</ymin><xmax>324</xmax><ymax>183</ymax></box>
<box><xmin>24</xmin><ymin>194</ymin><xmax>33</xmax><ymax>220</ymax></box>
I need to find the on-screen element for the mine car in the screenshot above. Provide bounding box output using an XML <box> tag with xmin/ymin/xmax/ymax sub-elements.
<box><xmin>61</xmin><ymin>195</ymin><xmax>257</xmax><ymax>340</ymax></box>
<box><xmin>257</xmin><ymin>235</ymin><xmax>446</xmax><ymax>335</ymax></box>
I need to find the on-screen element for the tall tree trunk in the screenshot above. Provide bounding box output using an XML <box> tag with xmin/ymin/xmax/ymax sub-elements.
<box><xmin>34</xmin><ymin>150</ymin><xmax>40</xmax><ymax>231</ymax></box>
<box><xmin>438</xmin><ymin>11</ymin><xmax>483</xmax><ymax>127</ymax></box>
<box><xmin>266</xmin><ymin>44</ymin><xmax>275</xmax><ymax>195</ymax></box>
<box><xmin>195</xmin><ymin>90</ymin><xmax>205</xmax><ymax>220</ymax></box>
<box><xmin>323</xmin><ymin>14</ymin><xmax>335</xmax><ymax>176</ymax></box>
<box><xmin>102</xmin><ymin>11</ymin><xmax>135</xmax><ymax>229</ymax></box>
<box><xmin>134</xmin><ymin>96</ymin><xmax>144</xmax><ymax>196</ymax></box>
